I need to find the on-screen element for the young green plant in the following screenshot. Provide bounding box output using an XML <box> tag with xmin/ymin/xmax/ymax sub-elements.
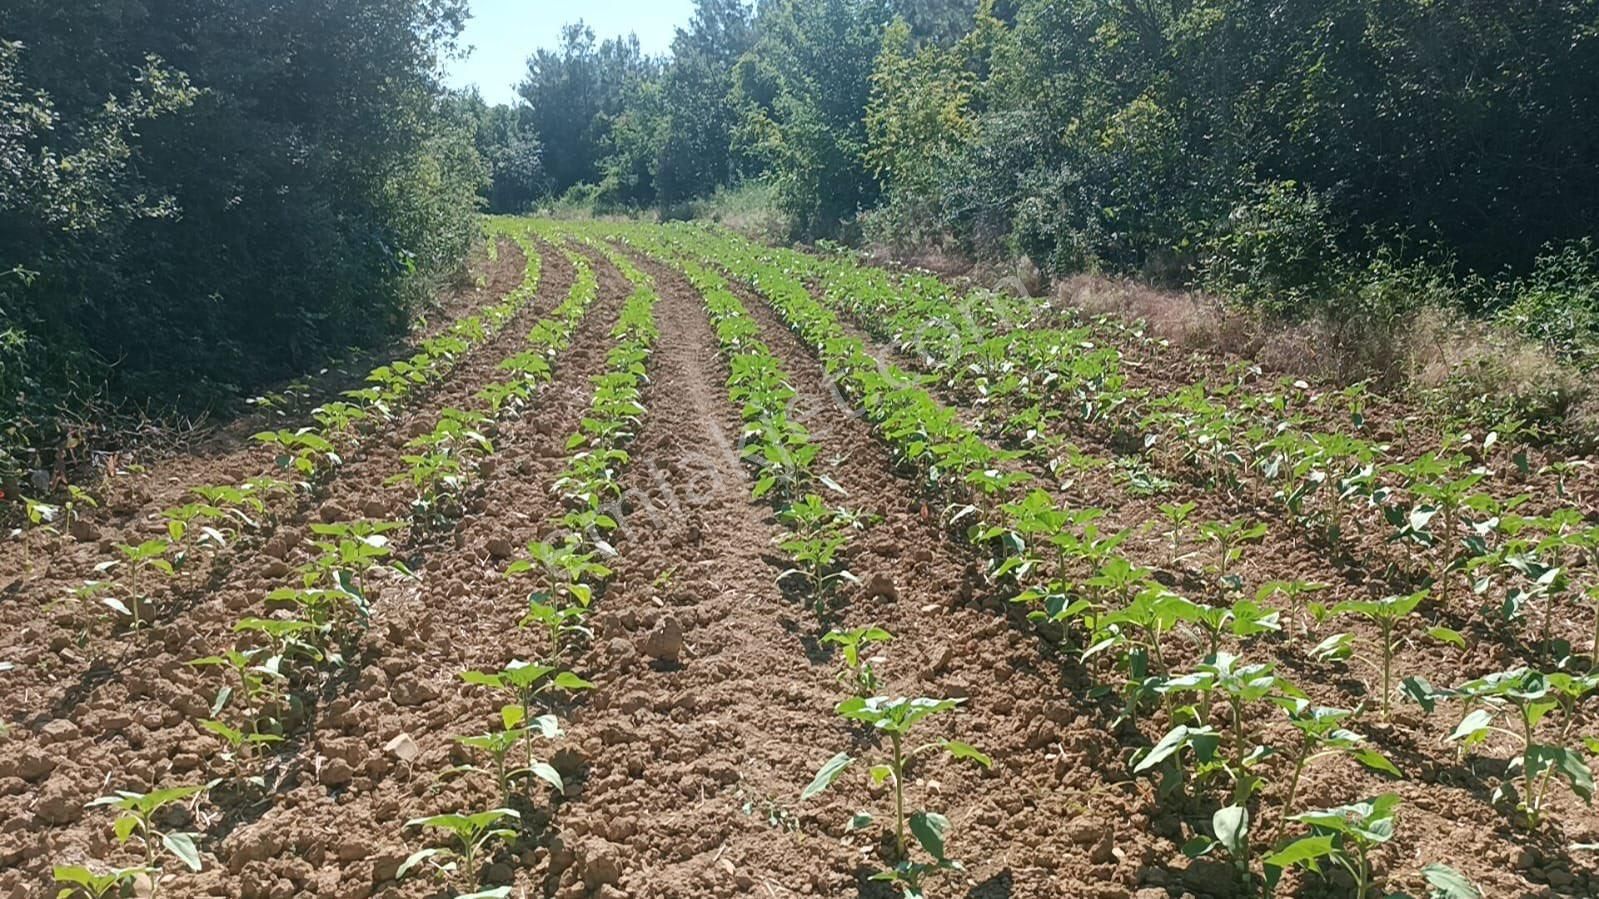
<box><xmin>802</xmin><ymin>696</ymin><xmax>991</xmax><ymax>896</ymax></box>
<box><xmin>398</xmin><ymin>808</ymin><xmax>519</xmax><ymax>898</ymax></box>
<box><xmin>84</xmin><ymin>784</ymin><xmax>209</xmax><ymax>889</ymax></box>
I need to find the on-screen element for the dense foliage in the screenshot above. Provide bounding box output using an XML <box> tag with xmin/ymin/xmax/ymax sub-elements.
<box><xmin>491</xmin><ymin>0</ymin><xmax>1599</xmax><ymax>361</ymax></box>
<box><xmin>9</xmin><ymin>0</ymin><xmax>1598</xmax><ymax>480</ymax></box>
<box><xmin>0</xmin><ymin>0</ymin><xmax>485</xmax><ymax>480</ymax></box>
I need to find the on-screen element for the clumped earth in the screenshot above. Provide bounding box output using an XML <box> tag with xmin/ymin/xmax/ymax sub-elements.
<box><xmin>2</xmin><ymin>219</ymin><xmax>1597</xmax><ymax>899</ymax></box>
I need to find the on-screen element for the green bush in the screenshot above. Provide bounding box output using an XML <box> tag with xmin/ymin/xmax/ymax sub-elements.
<box><xmin>1498</xmin><ymin>240</ymin><xmax>1599</xmax><ymax>369</ymax></box>
<box><xmin>0</xmin><ymin>2</ymin><xmax>484</xmax><ymax>477</ymax></box>
<box><xmin>1198</xmin><ymin>181</ymin><xmax>1347</xmax><ymax>317</ymax></box>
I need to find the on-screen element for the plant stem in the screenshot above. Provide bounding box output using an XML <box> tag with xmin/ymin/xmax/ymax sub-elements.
<box><xmin>1230</xmin><ymin>696</ymin><xmax>1246</xmax><ymax>772</ymax></box>
<box><xmin>1591</xmin><ymin>602</ymin><xmax>1599</xmax><ymax>666</ymax></box>
<box><xmin>131</xmin><ymin>567</ymin><xmax>142</xmax><ymax>629</ymax></box>
<box><xmin>524</xmin><ymin>687</ymin><xmax>537</xmax><ymax>767</ymax></box>
<box><xmin>1281</xmin><ymin>741</ymin><xmax>1309</xmax><ymax>825</ymax></box>
<box><xmin>1521</xmin><ymin>708</ymin><xmax>1541</xmax><ymax>827</ymax></box>
<box><xmin>890</xmin><ymin>732</ymin><xmax>906</xmax><ymax>860</ymax></box>
<box><xmin>1380</xmin><ymin>620</ymin><xmax>1393</xmax><ymax>719</ymax></box>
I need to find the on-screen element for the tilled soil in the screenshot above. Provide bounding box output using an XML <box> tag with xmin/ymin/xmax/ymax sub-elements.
<box><xmin>3</xmin><ymin>232</ymin><xmax>1597</xmax><ymax>899</ymax></box>
<box><xmin>710</xmin><ymin>255</ymin><xmax>1599</xmax><ymax>898</ymax></box>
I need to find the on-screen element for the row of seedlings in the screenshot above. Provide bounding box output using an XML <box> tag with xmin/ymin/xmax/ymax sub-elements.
<box><xmin>616</xmin><ymin>228</ymin><xmax>996</xmax><ymax>896</ymax></box>
<box><xmin>793</xmin><ymin>237</ymin><xmax>1599</xmax><ymax>697</ymax></box>
<box><xmin>22</xmin><ymin>222</ymin><xmax>545</xmax><ymax>656</ymax></box>
<box><xmin>357</xmin><ymin>235</ymin><xmax>612</xmax><ymax>897</ymax></box>
<box><xmin>54</xmin><ymin>229</ymin><xmax>589</xmax><ymax>897</ymax></box>
<box><xmin>647</xmin><ymin>224</ymin><xmax>1487</xmax><ymax>899</ymax></box>
<box><xmin>396</xmin><ymin>229</ymin><xmax>665</xmax><ymax>898</ymax></box>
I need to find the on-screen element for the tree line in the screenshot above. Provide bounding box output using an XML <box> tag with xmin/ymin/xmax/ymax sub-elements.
<box><xmin>4</xmin><ymin>0</ymin><xmax>1597</xmax><ymax>481</ymax></box>
<box><xmin>477</xmin><ymin>0</ymin><xmax>1599</xmax><ymax>362</ymax></box>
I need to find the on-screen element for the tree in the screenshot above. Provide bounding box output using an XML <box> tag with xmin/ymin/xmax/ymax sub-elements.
<box><xmin>732</xmin><ymin>0</ymin><xmax>890</xmax><ymax>238</ymax></box>
<box><xmin>457</xmin><ymin>92</ymin><xmax>547</xmax><ymax>213</ymax></box>
<box><xmin>0</xmin><ymin>0</ymin><xmax>483</xmax><ymax>480</ymax></box>
<box><xmin>518</xmin><ymin>23</ymin><xmax>657</xmax><ymax>195</ymax></box>
<box><xmin>653</xmin><ymin>0</ymin><xmax>756</xmax><ymax>208</ymax></box>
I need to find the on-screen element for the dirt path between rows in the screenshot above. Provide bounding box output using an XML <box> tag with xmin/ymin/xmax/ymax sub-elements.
<box><xmin>174</xmin><ymin>243</ymin><xmax>641</xmax><ymax>899</ymax></box>
<box><xmin>640</xmin><ymin>253</ymin><xmax>1149</xmax><ymax>899</ymax></box>
<box><xmin>516</xmin><ymin>247</ymin><xmax>849</xmax><ymax>899</ymax></box>
<box><xmin>0</xmin><ymin>241</ymin><xmax>621</xmax><ymax>897</ymax></box>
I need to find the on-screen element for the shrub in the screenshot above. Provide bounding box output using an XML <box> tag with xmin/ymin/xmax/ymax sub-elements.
<box><xmin>1198</xmin><ymin>180</ymin><xmax>1347</xmax><ymax>317</ymax></box>
<box><xmin>1498</xmin><ymin>239</ymin><xmax>1599</xmax><ymax>370</ymax></box>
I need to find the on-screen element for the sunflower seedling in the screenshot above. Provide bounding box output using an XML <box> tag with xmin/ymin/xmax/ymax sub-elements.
<box><xmin>16</xmin><ymin>496</ymin><xmax>59</xmax><ymax>578</ymax></box>
<box><xmin>253</xmin><ymin>428</ymin><xmax>341</xmax><ymax>490</ymax></box>
<box><xmin>1197</xmin><ymin>518</ymin><xmax>1268</xmax><ymax>590</ymax></box>
<box><xmin>1446</xmin><ymin>667</ymin><xmax>1598</xmax><ymax>827</ymax></box>
<box><xmin>821</xmin><ymin>626</ymin><xmax>893</xmax><ymax>697</ymax></box>
<box><xmin>399</xmin><ymin>808</ymin><xmax>519</xmax><ymax>898</ymax></box>
<box><xmin>1157</xmin><ymin>500</ymin><xmax>1197</xmax><ymax>567</ymax></box>
<box><xmin>510</xmin><ymin>539</ymin><xmax>609</xmax><ymax>659</ymax></box>
<box><xmin>1180</xmin><ymin>805</ymin><xmax>1254</xmax><ymax>892</ymax></box>
<box><xmin>109</xmin><ymin>539</ymin><xmax>177</xmax><ymax>629</ymax></box>
<box><xmin>776</xmin><ymin>494</ymin><xmax>861</xmax><ymax>614</ymax></box>
<box><xmin>802</xmin><ymin>696</ymin><xmax>991</xmax><ymax>895</ymax></box>
<box><xmin>1274</xmin><ymin>701</ymin><xmax>1400</xmax><ymax>823</ymax></box>
<box><xmin>1255</xmin><ymin>579</ymin><xmax>1329</xmax><ymax>633</ymax></box>
<box><xmin>1264</xmin><ymin>793</ymin><xmax>1400</xmax><ymax>899</ymax></box>
<box><xmin>454</xmin><ymin>705</ymin><xmax>564</xmax><ymax>800</ymax></box>
<box><xmin>197</xmin><ymin>719</ymin><xmax>282</xmax><ymax>774</ymax></box>
<box><xmin>462</xmin><ymin>661</ymin><xmax>592</xmax><ymax>770</ymax></box>
<box><xmin>1149</xmin><ymin>653</ymin><xmax>1304</xmax><ymax>800</ymax></box>
<box><xmin>84</xmin><ymin>785</ymin><xmax>209</xmax><ymax>881</ymax></box>
<box><xmin>1313</xmin><ymin>590</ymin><xmax>1429</xmax><ymax>718</ymax></box>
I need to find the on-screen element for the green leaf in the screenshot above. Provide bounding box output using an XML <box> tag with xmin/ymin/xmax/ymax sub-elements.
<box><xmin>1262</xmin><ymin>834</ymin><xmax>1337</xmax><ymax>870</ymax></box>
<box><xmin>1448</xmin><ymin>709</ymin><xmax>1493</xmax><ymax>743</ymax></box>
<box><xmin>909</xmin><ymin>811</ymin><xmax>950</xmax><ymax>862</ymax></box>
<box><xmin>1527</xmin><ymin>744</ymin><xmax>1595</xmax><ymax>801</ymax></box>
<box><xmin>552</xmin><ymin>671</ymin><xmax>595</xmax><ymax>691</ymax></box>
<box><xmin>529</xmin><ymin>763</ymin><xmax>564</xmax><ymax>793</ymax></box>
<box><xmin>1352</xmin><ymin>748</ymin><xmax>1402</xmax><ymax>778</ymax></box>
<box><xmin>396</xmin><ymin>847</ymin><xmax>443</xmax><ymax>880</ymax></box>
<box><xmin>163</xmin><ymin>830</ymin><xmax>203</xmax><ymax>871</ymax></box>
<box><xmin>200</xmin><ymin>718</ymin><xmax>243</xmax><ymax>745</ymax></box>
<box><xmin>1427</xmin><ymin>626</ymin><xmax>1467</xmax><ymax>650</ymax></box>
<box><xmin>1402</xmin><ymin>675</ymin><xmax>1439</xmax><ymax>713</ymax></box>
<box><xmin>1422</xmin><ymin>863</ymin><xmax>1482</xmax><ymax>899</ymax></box>
<box><xmin>941</xmin><ymin>740</ymin><xmax>992</xmax><ymax>768</ymax></box>
<box><xmin>1133</xmin><ymin>725</ymin><xmax>1189</xmax><ymax>773</ymax></box>
<box><xmin>1212</xmin><ymin>805</ymin><xmax>1248</xmax><ymax>856</ymax></box>
<box><xmin>802</xmin><ymin>752</ymin><xmax>853</xmax><ymax>800</ymax></box>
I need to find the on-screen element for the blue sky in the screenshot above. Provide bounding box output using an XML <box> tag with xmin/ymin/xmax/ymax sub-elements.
<box><xmin>444</xmin><ymin>0</ymin><xmax>699</xmax><ymax>105</ymax></box>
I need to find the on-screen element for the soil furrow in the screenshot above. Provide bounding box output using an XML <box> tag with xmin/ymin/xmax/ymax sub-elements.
<box><xmin>166</xmin><ymin>244</ymin><xmax>640</xmax><ymax>899</ymax></box>
<box><xmin>630</xmin><ymin>250</ymin><xmax>1139</xmax><ymax>898</ymax></box>
<box><xmin>711</xmin><ymin>245</ymin><xmax>1596</xmax><ymax>898</ymax></box>
<box><xmin>0</xmin><ymin>240</ymin><xmax>550</xmax><ymax>736</ymax></box>
<box><xmin>0</xmin><ymin>239</ymin><xmax>619</xmax><ymax>896</ymax></box>
<box><xmin>0</xmin><ymin>238</ymin><xmax>530</xmax><ymax>604</ymax></box>
<box><xmin>524</xmin><ymin>244</ymin><xmax>855</xmax><ymax>899</ymax></box>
